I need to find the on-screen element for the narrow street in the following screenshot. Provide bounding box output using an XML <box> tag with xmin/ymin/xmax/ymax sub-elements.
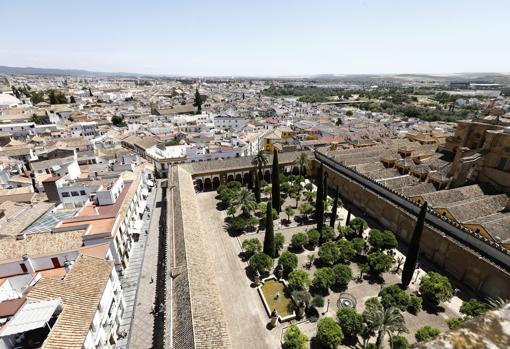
<box><xmin>115</xmin><ymin>182</ymin><xmax>166</xmax><ymax>349</ymax></box>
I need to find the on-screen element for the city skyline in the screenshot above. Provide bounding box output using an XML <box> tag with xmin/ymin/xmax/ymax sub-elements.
<box><xmin>1</xmin><ymin>0</ymin><xmax>509</xmax><ymax>76</ymax></box>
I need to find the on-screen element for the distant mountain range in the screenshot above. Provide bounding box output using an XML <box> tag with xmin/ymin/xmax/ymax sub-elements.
<box><xmin>0</xmin><ymin>65</ymin><xmax>145</xmax><ymax>77</ymax></box>
<box><xmin>0</xmin><ymin>65</ymin><xmax>509</xmax><ymax>83</ymax></box>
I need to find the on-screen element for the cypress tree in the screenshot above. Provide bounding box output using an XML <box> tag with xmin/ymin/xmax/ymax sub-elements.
<box><xmin>330</xmin><ymin>186</ymin><xmax>339</xmax><ymax>228</ymax></box>
<box><xmin>402</xmin><ymin>202</ymin><xmax>428</xmax><ymax>288</ymax></box>
<box><xmin>346</xmin><ymin>209</ymin><xmax>351</xmax><ymax>226</ymax></box>
<box><xmin>254</xmin><ymin>171</ymin><xmax>261</xmax><ymax>203</ymax></box>
<box><xmin>323</xmin><ymin>172</ymin><xmax>328</xmax><ymax>200</ymax></box>
<box><xmin>263</xmin><ymin>202</ymin><xmax>276</xmax><ymax>258</ymax></box>
<box><xmin>193</xmin><ymin>87</ymin><xmax>202</xmax><ymax>113</ymax></box>
<box><xmin>316</xmin><ymin>163</ymin><xmax>325</xmax><ymax>240</ymax></box>
<box><xmin>271</xmin><ymin>149</ymin><xmax>281</xmax><ymax>212</ymax></box>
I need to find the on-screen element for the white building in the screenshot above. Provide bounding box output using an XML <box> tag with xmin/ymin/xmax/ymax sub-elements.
<box><xmin>213</xmin><ymin>115</ymin><xmax>246</xmax><ymax>130</ymax></box>
<box><xmin>69</xmin><ymin>121</ymin><xmax>102</xmax><ymax>139</ymax></box>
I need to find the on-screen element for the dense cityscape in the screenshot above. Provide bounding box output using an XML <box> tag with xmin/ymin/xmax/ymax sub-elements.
<box><xmin>0</xmin><ymin>72</ymin><xmax>509</xmax><ymax>349</ymax></box>
<box><xmin>1</xmin><ymin>0</ymin><xmax>510</xmax><ymax>348</ymax></box>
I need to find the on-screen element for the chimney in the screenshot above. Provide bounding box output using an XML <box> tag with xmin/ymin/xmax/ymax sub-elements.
<box><xmin>63</xmin><ymin>260</ymin><xmax>74</xmax><ymax>273</ymax></box>
<box><xmin>30</xmin><ymin>172</ymin><xmax>39</xmax><ymax>193</ymax></box>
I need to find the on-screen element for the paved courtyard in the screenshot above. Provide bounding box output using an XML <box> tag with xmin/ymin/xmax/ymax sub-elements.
<box><xmin>201</xmin><ymin>190</ymin><xmax>465</xmax><ymax>348</ymax></box>
<box><xmin>197</xmin><ymin>191</ymin><xmax>283</xmax><ymax>348</ymax></box>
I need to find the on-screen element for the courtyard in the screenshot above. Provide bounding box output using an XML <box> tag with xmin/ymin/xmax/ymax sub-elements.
<box><xmin>197</xmin><ymin>185</ymin><xmax>470</xmax><ymax>349</ymax></box>
<box><xmin>194</xmin><ymin>156</ymin><xmax>487</xmax><ymax>349</ymax></box>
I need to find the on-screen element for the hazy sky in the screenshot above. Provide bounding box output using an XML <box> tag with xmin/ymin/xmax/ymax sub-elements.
<box><xmin>1</xmin><ymin>0</ymin><xmax>509</xmax><ymax>76</ymax></box>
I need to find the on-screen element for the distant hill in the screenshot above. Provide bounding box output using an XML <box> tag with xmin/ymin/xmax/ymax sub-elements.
<box><xmin>0</xmin><ymin>65</ymin><xmax>509</xmax><ymax>83</ymax></box>
<box><xmin>307</xmin><ymin>73</ymin><xmax>510</xmax><ymax>84</ymax></box>
<box><xmin>0</xmin><ymin>65</ymin><xmax>144</xmax><ymax>77</ymax></box>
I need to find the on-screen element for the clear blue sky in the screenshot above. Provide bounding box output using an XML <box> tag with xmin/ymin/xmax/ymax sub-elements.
<box><xmin>1</xmin><ymin>0</ymin><xmax>509</xmax><ymax>76</ymax></box>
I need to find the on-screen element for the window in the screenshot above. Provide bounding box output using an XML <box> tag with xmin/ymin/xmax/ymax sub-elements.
<box><xmin>62</xmin><ymin>192</ymin><xmax>70</xmax><ymax>197</ymax></box>
<box><xmin>71</xmin><ymin>191</ymin><xmax>79</xmax><ymax>197</ymax></box>
<box><xmin>80</xmin><ymin>190</ymin><xmax>86</xmax><ymax>195</ymax></box>
<box><xmin>20</xmin><ymin>263</ymin><xmax>28</xmax><ymax>273</ymax></box>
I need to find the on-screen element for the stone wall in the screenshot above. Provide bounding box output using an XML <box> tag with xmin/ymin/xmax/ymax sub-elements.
<box><xmin>322</xmin><ymin>163</ymin><xmax>510</xmax><ymax>299</ymax></box>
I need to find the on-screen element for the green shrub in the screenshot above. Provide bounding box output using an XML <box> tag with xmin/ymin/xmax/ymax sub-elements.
<box><xmin>248</xmin><ymin>253</ymin><xmax>273</xmax><ymax>274</ymax></box>
<box><xmin>348</xmin><ymin>217</ymin><xmax>367</xmax><ymax>234</ymax></box>
<box><xmin>408</xmin><ymin>295</ymin><xmax>423</xmax><ymax>314</ymax></box>
<box><xmin>312</xmin><ymin>267</ymin><xmax>335</xmax><ymax>291</ymax></box>
<box><xmin>340</xmin><ymin>225</ymin><xmax>356</xmax><ymax>240</ymax></box>
<box><xmin>288</xmin><ymin>269</ymin><xmax>311</xmax><ymax>290</ymax></box>
<box><xmin>336</xmin><ymin>239</ymin><xmax>356</xmax><ymax>263</ymax></box>
<box><xmin>460</xmin><ymin>299</ymin><xmax>487</xmax><ymax>318</ymax></box>
<box><xmin>307</xmin><ymin>229</ymin><xmax>321</xmax><ymax>248</ymax></box>
<box><xmin>332</xmin><ymin>264</ymin><xmax>352</xmax><ymax>286</ymax></box>
<box><xmin>318</xmin><ymin>242</ymin><xmax>340</xmax><ymax>265</ymax></box>
<box><xmin>368</xmin><ymin>229</ymin><xmax>398</xmax><ymax>251</ymax></box>
<box><xmin>275</xmin><ymin>233</ymin><xmax>285</xmax><ymax>252</ymax></box>
<box><xmin>291</xmin><ymin>232</ymin><xmax>309</xmax><ymax>250</ymax></box>
<box><xmin>322</xmin><ymin>225</ymin><xmax>336</xmax><ymax>241</ymax></box>
<box><xmin>311</xmin><ymin>295</ymin><xmax>325</xmax><ymax>308</ymax></box>
<box><xmin>415</xmin><ymin>326</ymin><xmax>440</xmax><ymax>342</ymax></box>
<box><xmin>379</xmin><ymin>284</ymin><xmax>410</xmax><ymax>311</ymax></box>
<box><xmin>419</xmin><ymin>272</ymin><xmax>453</xmax><ymax>304</ymax></box>
<box><xmin>242</xmin><ymin>238</ymin><xmax>262</xmax><ymax>257</ymax></box>
<box><xmin>336</xmin><ymin>307</ymin><xmax>363</xmax><ymax>337</ymax></box>
<box><xmin>283</xmin><ymin>324</ymin><xmax>308</xmax><ymax>349</ymax></box>
<box><xmin>317</xmin><ymin>317</ymin><xmax>344</xmax><ymax>349</ymax></box>
<box><xmin>366</xmin><ymin>252</ymin><xmax>393</xmax><ymax>274</ymax></box>
<box><xmin>351</xmin><ymin>237</ymin><xmax>367</xmax><ymax>254</ymax></box>
<box><xmin>446</xmin><ymin>317</ymin><xmax>464</xmax><ymax>330</ymax></box>
<box><xmin>279</xmin><ymin>251</ymin><xmax>298</xmax><ymax>274</ymax></box>
<box><xmin>390</xmin><ymin>335</ymin><xmax>409</xmax><ymax>349</ymax></box>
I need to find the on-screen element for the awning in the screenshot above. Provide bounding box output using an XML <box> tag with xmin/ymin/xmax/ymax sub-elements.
<box><xmin>0</xmin><ymin>298</ymin><xmax>62</xmax><ymax>337</ymax></box>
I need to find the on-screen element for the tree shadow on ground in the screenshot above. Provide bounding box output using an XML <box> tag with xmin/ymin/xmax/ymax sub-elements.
<box><xmin>330</xmin><ymin>284</ymin><xmax>348</xmax><ymax>293</ymax></box>
<box><xmin>310</xmin><ymin>285</ymin><xmax>330</xmax><ymax>298</ymax></box>
<box><xmin>352</xmin><ymin>254</ymin><xmax>367</xmax><ymax>264</ymax></box>
<box><xmin>244</xmin><ymin>266</ymin><xmax>259</xmax><ymax>288</ymax></box>
<box><xmin>216</xmin><ymin>201</ymin><xmax>228</xmax><ymax>211</ymax></box>
<box><xmin>342</xmin><ymin>335</ymin><xmax>359</xmax><ymax>348</ymax></box>
<box><xmin>306</xmin><ymin>307</ymin><xmax>320</xmax><ymax>323</ymax></box>
<box><xmin>288</xmin><ymin>245</ymin><xmax>307</xmax><ymax>254</ymax></box>
<box><xmin>309</xmin><ymin>336</ymin><xmax>322</xmax><ymax>349</ymax></box>
<box><xmin>366</xmin><ymin>273</ymin><xmax>385</xmax><ymax>285</ymax></box>
<box><xmin>423</xmin><ymin>300</ymin><xmax>445</xmax><ymax>315</ymax></box>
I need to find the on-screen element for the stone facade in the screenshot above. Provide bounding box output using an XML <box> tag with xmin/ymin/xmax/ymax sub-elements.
<box><xmin>320</xmin><ymin>160</ymin><xmax>510</xmax><ymax>299</ymax></box>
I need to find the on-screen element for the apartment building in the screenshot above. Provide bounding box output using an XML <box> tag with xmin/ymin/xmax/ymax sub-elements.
<box><xmin>52</xmin><ymin>165</ymin><xmax>153</xmax><ymax>272</ymax></box>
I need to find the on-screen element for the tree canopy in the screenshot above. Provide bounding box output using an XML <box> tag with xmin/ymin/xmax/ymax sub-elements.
<box><xmin>316</xmin><ymin>317</ymin><xmax>344</xmax><ymax>349</ymax></box>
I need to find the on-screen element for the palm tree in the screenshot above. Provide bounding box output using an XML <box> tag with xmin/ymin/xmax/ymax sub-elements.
<box><xmin>233</xmin><ymin>188</ymin><xmax>256</xmax><ymax>217</ymax></box>
<box><xmin>363</xmin><ymin>302</ymin><xmax>408</xmax><ymax>349</ymax></box>
<box><xmin>296</xmin><ymin>153</ymin><xmax>310</xmax><ymax>176</ymax></box>
<box><xmin>227</xmin><ymin>205</ymin><xmax>237</xmax><ymax>218</ymax></box>
<box><xmin>252</xmin><ymin>150</ymin><xmax>268</xmax><ymax>176</ymax></box>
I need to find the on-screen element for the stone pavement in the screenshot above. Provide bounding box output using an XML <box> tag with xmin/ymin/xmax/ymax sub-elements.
<box><xmin>197</xmin><ymin>191</ymin><xmax>280</xmax><ymax>349</ymax></box>
<box><xmin>116</xmin><ymin>184</ymin><xmax>161</xmax><ymax>349</ymax></box>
